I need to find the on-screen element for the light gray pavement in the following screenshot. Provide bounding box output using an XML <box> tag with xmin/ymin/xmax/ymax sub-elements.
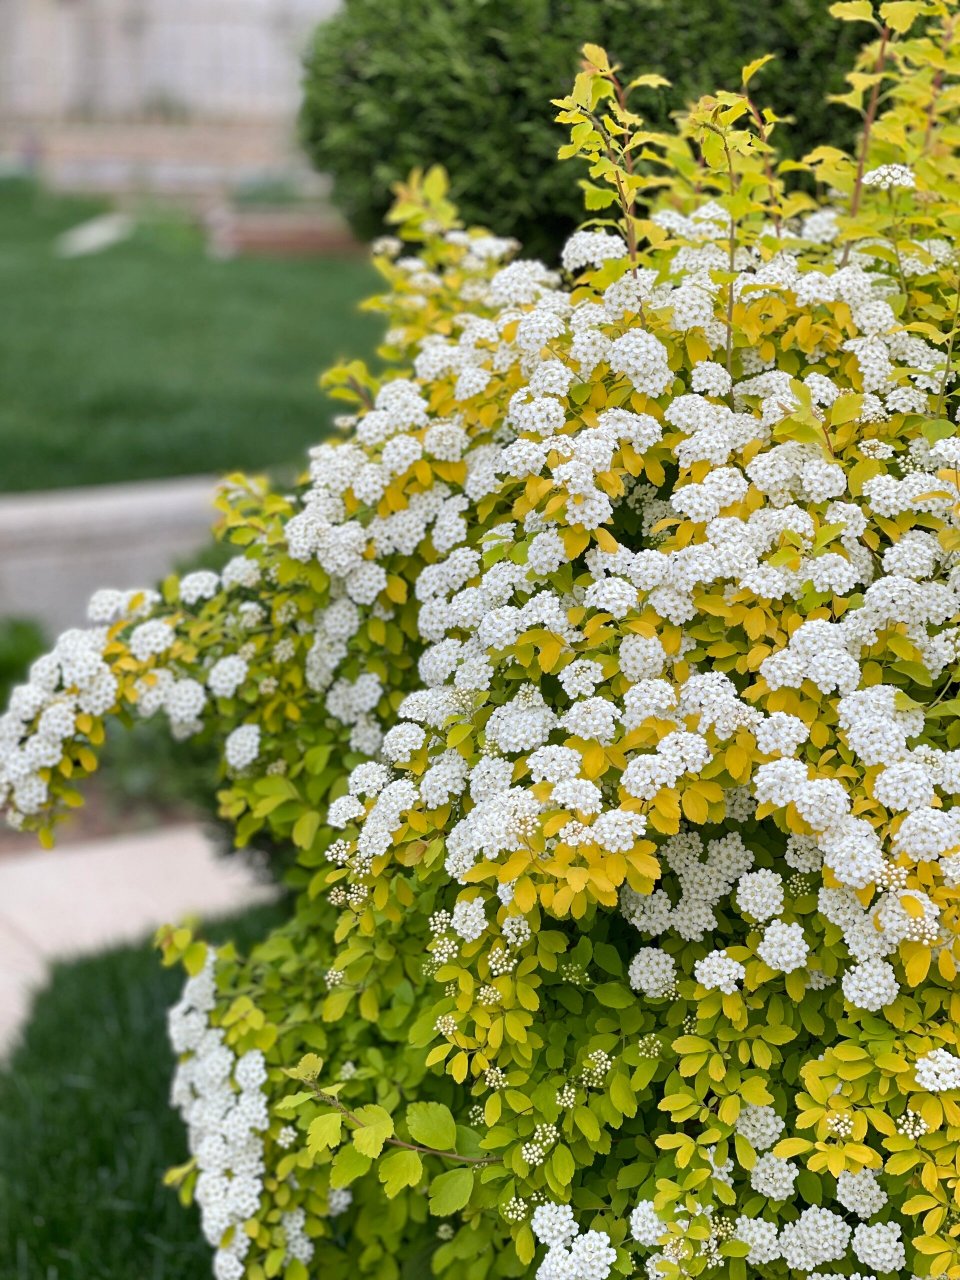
<box><xmin>0</xmin><ymin>475</ymin><xmax>220</xmax><ymax>634</ymax></box>
<box><xmin>0</xmin><ymin>823</ymin><xmax>278</xmax><ymax>1057</ymax></box>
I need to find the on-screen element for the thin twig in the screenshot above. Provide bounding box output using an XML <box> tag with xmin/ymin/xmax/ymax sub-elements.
<box><xmin>745</xmin><ymin>94</ymin><xmax>782</xmax><ymax>239</ymax></box>
<box><xmin>840</xmin><ymin>26</ymin><xmax>891</xmax><ymax>268</ymax></box>
<box><xmin>922</xmin><ymin>17</ymin><xmax>954</xmax><ymax>156</ymax></box>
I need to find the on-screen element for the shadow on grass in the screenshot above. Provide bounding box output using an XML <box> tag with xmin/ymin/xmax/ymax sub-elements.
<box><xmin>0</xmin><ymin>901</ymin><xmax>286</xmax><ymax>1280</ymax></box>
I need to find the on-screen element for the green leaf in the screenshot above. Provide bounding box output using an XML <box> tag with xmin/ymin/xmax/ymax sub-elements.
<box><xmin>923</xmin><ymin>418</ymin><xmax>955</xmax><ymax>444</ymax></box>
<box><xmin>406</xmin><ymin>1101</ymin><xmax>457</xmax><ymax>1152</ymax></box>
<box><xmin>275</xmin><ymin>1091</ymin><xmax>313</xmax><ymax>1115</ymax></box>
<box><xmin>593</xmin><ymin>982</ymin><xmax>634</xmax><ymax>1008</ymax></box>
<box><xmin>351</xmin><ymin>1104</ymin><xmax>395</xmax><ymax>1158</ymax></box>
<box><xmin>552</xmin><ymin>1143</ymin><xmax>575</xmax><ymax>1185</ymax></box>
<box><xmin>307</xmin><ymin>1112</ymin><xmax>342</xmax><ymax>1154</ymax></box>
<box><xmin>428</xmin><ymin>1167</ymin><xmax>475</xmax><ymax>1216</ymax></box>
<box><xmin>610</xmin><ymin>1073</ymin><xmax>637</xmax><ymax>1118</ymax></box>
<box><xmin>330</xmin><ymin>1143</ymin><xmax>372</xmax><ymax>1187</ymax></box>
<box><xmin>574</xmin><ymin>1106</ymin><xmax>601</xmax><ymax>1141</ymax></box>
<box><xmin>378</xmin><ymin>1148</ymin><xmax>423</xmax><ymax>1197</ymax></box>
<box><xmin>293</xmin><ymin>810</ymin><xmax>321</xmax><ymax>850</ymax></box>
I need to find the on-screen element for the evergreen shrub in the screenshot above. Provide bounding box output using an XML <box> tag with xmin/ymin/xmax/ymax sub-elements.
<box><xmin>299</xmin><ymin>0</ymin><xmax>862</xmax><ymax>259</ymax></box>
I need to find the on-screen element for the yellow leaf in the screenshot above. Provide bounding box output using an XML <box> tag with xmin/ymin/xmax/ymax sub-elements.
<box><xmin>513</xmin><ymin>877</ymin><xmax>537</xmax><ymax>913</ymax></box>
<box><xmin>880</xmin><ymin>0</ymin><xmax>925</xmax><ymax>33</ymax></box>
<box><xmin>828</xmin><ymin>1</ymin><xmax>876</xmax><ymax>23</ymax></box>
<box><xmin>582</xmin><ymin>740</ymin><xmax>607</xmax><ymax>779</ymax></box>
<box><xmin>581</xmin><ymin>43</ymin><xmax>612</xmax><ymax>72</ymax></box>
<box><xmin>681</xmin><ymin>788</ymin><xmax>710</xmax><ymax>825</ymax></box>
<box><xmin>905</xmin><ymin>946</ymin><xmax>931</xmax><ymax>986</ymax></box>
<box><xmin>742</xmin><ymin>54</ymin><xmax>775</xmax><ymax>86</ymax></box>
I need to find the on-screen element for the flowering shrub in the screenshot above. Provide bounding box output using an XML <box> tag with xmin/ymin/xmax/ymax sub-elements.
<box><xmin>8</xmin><ymin>5</ymin><xmax>960</xmax><ymax>1278</ymax></box>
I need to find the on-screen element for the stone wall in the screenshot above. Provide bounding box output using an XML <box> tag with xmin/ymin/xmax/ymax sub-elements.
<box><xmin>1</xmin><ymin>0</ymin><xmax>339</xmax><ymax>123</ymax></box>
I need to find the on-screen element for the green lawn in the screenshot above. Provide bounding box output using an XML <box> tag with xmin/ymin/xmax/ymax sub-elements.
<box><xmin>0</xmin><ymin>180</ymin><xmax>380</xmax><ymax>492</ymax></box>
<box><xmin>0</xmin><ymin>902</ymin><xmax>286</xmax><ymax>1280</ymax></box>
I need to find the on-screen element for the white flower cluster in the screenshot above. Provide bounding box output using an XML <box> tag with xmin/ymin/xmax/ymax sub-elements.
<box><xmin>0</xmin><ymin>626</ymin><xmax>120</xmax><ymax>817</ymax></box>
<box><xmin>914</xmin><ymin>1047</ymin><xmax>960</xmax><ymax>1092</ymax></box>
<box><xmin>532</xmin><ymin>1202</ymin><xmax>617</xmax><ymax>1280</ymax></box>
<box><xmin>168</xmin><ymin>956</ymin><xmax>274</xmax><ymax>1280</ymax></box>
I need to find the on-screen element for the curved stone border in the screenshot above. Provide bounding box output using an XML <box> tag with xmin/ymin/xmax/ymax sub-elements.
<box><xmin>0</xmin><ymin>475</ymin><xmax>220</xmax><ymax>633</ymax></box>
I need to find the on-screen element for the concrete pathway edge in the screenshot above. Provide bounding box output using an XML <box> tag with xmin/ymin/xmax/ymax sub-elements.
<box><xmin>0</xmin><ymin>823</ymin><xmax>278</xmax><ymax>1058</ymax></box>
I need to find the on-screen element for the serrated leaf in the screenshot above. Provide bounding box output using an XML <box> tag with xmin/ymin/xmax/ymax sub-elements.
<box><xmin>307</xmin><ymin>1112</ymin><xmax>342</xmax><ymax>1154</ymax></box>
<box><xmin>330</xmin><ymin>1143</ymin><xmax>372</xmax><ymax>1187</ymax></box>
<box><xmin>284</xmin><ymin>1053</ymin><xmax>324</xmax><ymax>1082</ymax></box>
<box><xmin>628</xmin><ymin>73</ymin><xmax>672</xmax><ymax>91</ymax></box>
<box><xmin>378</xmin><ymin>1148</ymin><xmax>423</xmax><ymax>1198</ymax></box>
<box><xmin>880</xmin><ymin>0</ymin><xmax>925</xmax><ymax>32</ymax></box>
<box><xmin>351</xmin><ymin>1104</ymin><xmax>395</xmax><ymax>1158</ymax></box>
<box><xmin>829</xmin><ymin>0</ymin><xmax>876</xmax><ymax>20</ymax></box>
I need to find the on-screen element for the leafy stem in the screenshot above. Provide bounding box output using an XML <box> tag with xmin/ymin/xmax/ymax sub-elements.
<box><xmin>935</xmin><ymin>280</ymin><xmax>960</xmax><ymax>419</ymax></box>
<box><xmin>310</xmin><ymin>1083</ymin><xmax>497</xmax><ymax>1166</ymax></box>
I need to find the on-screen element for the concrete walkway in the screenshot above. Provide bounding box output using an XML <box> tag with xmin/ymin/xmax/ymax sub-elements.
<box><xmin>0</xmin><ymin>824</ymin><xmax>278</xmax><ymax>1057</ymax></box>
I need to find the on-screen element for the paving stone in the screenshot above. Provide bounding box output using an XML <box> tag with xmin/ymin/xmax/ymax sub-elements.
<box><xmin>0</xmin><ymin>824</ymin><xmax>278</xmax><ymax>1057</ymax></box>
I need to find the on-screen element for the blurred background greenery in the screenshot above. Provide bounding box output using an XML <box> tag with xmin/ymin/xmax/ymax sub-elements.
<box><xmin>0</xmin><ymin>178</ymin><xmax>379</xmax><ymax>494</ymax></box>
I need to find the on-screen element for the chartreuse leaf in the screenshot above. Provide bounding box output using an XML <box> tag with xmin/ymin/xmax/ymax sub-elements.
<box><xmin>406</xmin><ymin>1101</ymin><xmax>457</xmax><ymax>1151</ymax></box>
<box><xmin>307</xmin><ymin>1112</ymin><xmax>342</xmax><ymax>1154</ymax></box>
<box><xmin>351</xmin><ymin>1104</ymin><xmax>395</xmax><ymax>1158</ymax></box>
<box><xmin>742</xmin><ymin>54</ymin><xmax>775</xmax><ymax>86</ymax></box>
<box><xmin>828</xmin><ymin>0</ymin><xmax>876</xmax><ymax>20</ymax></box>
<box><xmin>330</xmin><ymin>1144</ymin><xmax>371</xmax><ymax>1188</ymax></box>
<box><xmin>378</xmin><ymin>1148</ymin><xmax>423</xmax><ymax>1198</ymax></box>
<box><xmin>428</xmin><ymin>1167</ymin><xmax>475</xmax><ymax>1215</ymax></box>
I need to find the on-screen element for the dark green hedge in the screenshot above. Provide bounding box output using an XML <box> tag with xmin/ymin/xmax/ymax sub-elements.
<box><xmin>300</xmin><ymin>0</ymin><xmax>864</xmax><ymax>261</ymax></box>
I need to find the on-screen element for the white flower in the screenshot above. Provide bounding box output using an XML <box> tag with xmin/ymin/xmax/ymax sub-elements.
<box><xmin>863</xmin><ymin>163</ymin><xmax>916</xmax><ymax>190</ymax></box>
<box><xmin>852</xmin><ymin>1222</ymin><xmax>905</xmax><ymax>1272</ymax></box>
<box><xmin>225</xmin><ymin>724</ymin><xmax>260</xmax><ymax>770</ymax></box>
<box><xmin>735</xmin><ymin>1104</ymin><xmax>784</xmax><ymax>1151</ymax></box>
<box><xmin>757</xmin><ymin>920</ymin><xmax>808</xmax><ymax>973</ymax></box>
<box><xmin>694</xmin><ymin>949</ymin><xmax>745</xmax><ymax>994</ymax></box>
<box><xmin>451</xmin><ymin>897</ymin><xmax>486</xmax><ymax>943</ymax></box>
<box><xmin>631</xmin><ymin>1200</ymin><xmax>664</xmax><ymax>1247</ymax></box>
<box><xmin>750</xmin><ymin>1153</ymin><xmax>798</xmax><ymax>1200</ymax></box>
<box><xmin>628</xmin><ymin>949</ymin><xmax>677</xmax><ymax>999</ymax></box>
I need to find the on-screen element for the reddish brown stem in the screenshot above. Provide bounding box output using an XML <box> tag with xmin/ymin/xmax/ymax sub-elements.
<box><xmin>840</xmin><ymin>25</ymin><xmax>891</xmax><ymax>267</ymax></box>
<box><xmin>313</xmin><ymin>1086</ymin><xmax>496</xmax><ymax>1166</ymax></box>
<box><xmin>922</xmin><ymin>18</ymin><xmax>954</xmax><ymax>155</ymax></box>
